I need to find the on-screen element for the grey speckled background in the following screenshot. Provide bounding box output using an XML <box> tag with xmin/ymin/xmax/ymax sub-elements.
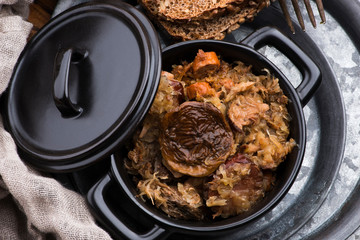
<box><xmin>54</xmin><ymin>0</ymin><xmax>360</xmax><ymax>238</ymax></box>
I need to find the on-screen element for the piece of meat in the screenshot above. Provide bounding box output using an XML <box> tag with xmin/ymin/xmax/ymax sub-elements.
<box><xmin>169</xmin><ymin>78</ymin><xmax>184</xmax><ymax>95</ymax></box>
<box><xmin>205</xmin><ymin>153</ymin><xmax>266</xmax><ymax>218</ymax></box>
<box><xmin>223</xmin><ymin>81</ymin><xmax>255</xmax><ymax>103</ymax></box>
<box><xmin>126</xmin><ymin>114</ymin><xmax>174</xmax><ymax>181</ymax></box>
<box><xmin>218</xmin><ymin>78</ymin><xmax>235</xmax><ymax>92</ymax></box>
<box><xmin>150</xmin><ymin>71</ymin><xmax>185</xmax><ymax>114</ymax></box>
<box><xmin>127</xmin><ymin>137</ymin><xmax>172</xmax><ymax>181</ymax></box>
<box><xmin>137</xmin><ymin>176</ymin><xmax>205</xmax><ymax>220</ymax></box>
<box><xmin>160</xmin><ymin>101</ymin><xmax>234</xmax><ymax>177</ymax></box>
<box><xmin>162</xmin><ymin>71</ymin><xmax>185</xmax><ymax>98</ymax></box>
<box><xmin>186</xmin><ymin>81</ymin><xmax>215</xmax><ymax>100</ymax></box>
<box><xmin>192</xmin><ymin>50</ymin><xmax>220</xmax><ymax>78</ymax></box>
<box><xmin>227</xmin><ymin>93</ymin><xmax>269</xmax><ymax>131</ymax></box>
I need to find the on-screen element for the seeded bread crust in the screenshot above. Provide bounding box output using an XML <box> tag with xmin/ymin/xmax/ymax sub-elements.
<box><xmin>140</xmin><ymin>0</ymin><xmax>239</xmax><ymax>21</ymax></box>
<box><xmin>141</xmin><ymin>0</ymin><xmax>270</xmax><ymax>41</ymax></box>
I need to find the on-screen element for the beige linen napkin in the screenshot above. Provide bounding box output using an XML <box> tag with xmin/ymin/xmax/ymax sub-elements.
<box><xmin>0</xmin><ymin>1</ymin><xmax>112</xmax><ymax>239</ymax></box>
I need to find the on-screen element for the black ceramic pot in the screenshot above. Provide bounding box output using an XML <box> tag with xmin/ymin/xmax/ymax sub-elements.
<box><xmin>87</xmin><ymin>27</ymin><xmax>321</xmax><ymax>239</ymax></box>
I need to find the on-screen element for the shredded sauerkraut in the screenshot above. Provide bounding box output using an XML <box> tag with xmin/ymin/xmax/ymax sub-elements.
<box><xmin>124</xmin><ymin>50</ymin><xmax>296</xmax><ymax>220</ymax></box>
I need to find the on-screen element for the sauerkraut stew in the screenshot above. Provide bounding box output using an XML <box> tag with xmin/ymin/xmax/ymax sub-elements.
<box><xmin>125</xmin><ymin>49</ymin><xmax>296</xmax><ymax>220</ymax></box>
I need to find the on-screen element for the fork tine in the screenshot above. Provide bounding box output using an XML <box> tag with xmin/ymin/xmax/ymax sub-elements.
<box><xmin>315</xmin><ymin>0</ymin><xmax>326</xmax><ymax>24</ymax></box>
<box><xmin>291</xmin><ymin>0</ymin><xmax>305</xmax><ymax>30</ymax></box>
<box><xmin>278</xmin><ymin>0</ymin><xmax>295</xmax><ymax>33</ymax></box>
<box><xmin>303</xmin><ymin>0</ymin><xmax>316</xmax><ymax>28</ymax></box>
<box><xmin>279</xmin><ymin>0</ymin><xmax>326</xmax><ymax>32</ymax></box>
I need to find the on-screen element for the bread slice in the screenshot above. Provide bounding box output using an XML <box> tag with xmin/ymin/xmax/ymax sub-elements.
<box><xmin>140</xmin><ymin>0</ymin><xmax>239</xmax><ymax>21</ymax></box>
<box><xmin>152</xmin><ymin>0</ymin><xmax>270</xmax><ymax>40</ymax></box>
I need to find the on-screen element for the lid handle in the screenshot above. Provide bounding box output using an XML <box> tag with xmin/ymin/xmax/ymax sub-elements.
<box><xmin>53</xmin><ymin>48</ymin><xmax>87</xmax><ymax>118</ymax></box>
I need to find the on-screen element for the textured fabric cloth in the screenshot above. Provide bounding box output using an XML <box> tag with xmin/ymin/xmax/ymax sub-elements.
<box><xmin>0</xmin><ymin>0</ymin><xmax>112</xmax><ymax>239</ymax></box>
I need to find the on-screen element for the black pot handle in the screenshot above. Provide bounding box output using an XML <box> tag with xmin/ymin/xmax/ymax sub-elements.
<box><xmin>241</xmin><ymin>26</ymin><xmax>321</xmax><ymax>106</ymax></box>
<box><xmin>87</xmin><ymin>174</ymin><xmax>168</xmax><ymax>240</ymax></box>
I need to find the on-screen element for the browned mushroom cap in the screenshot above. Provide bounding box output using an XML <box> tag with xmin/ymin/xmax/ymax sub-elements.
<box><xmin>160</xmin><ymin>101</ymin><xmax>234</xmax><ymax>177</ymax></box>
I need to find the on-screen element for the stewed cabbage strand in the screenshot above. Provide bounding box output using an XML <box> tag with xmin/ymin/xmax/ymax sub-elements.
<box><xmin>125</xmin><ymin>49</ymin><xmax>296</xmax><ymax>220</ymax></box>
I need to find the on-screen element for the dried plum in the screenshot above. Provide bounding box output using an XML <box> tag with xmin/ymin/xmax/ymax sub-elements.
<box><xmin>160</xmin><ymin>101</ymin><xmax>234</xmax><ymax>177</ymax></box>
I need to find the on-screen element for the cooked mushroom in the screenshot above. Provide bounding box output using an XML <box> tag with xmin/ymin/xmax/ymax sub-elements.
<box><xmin>160</xmin><ymin>101</ymin><xmax>234</xmax><ymax>177</ymax></box>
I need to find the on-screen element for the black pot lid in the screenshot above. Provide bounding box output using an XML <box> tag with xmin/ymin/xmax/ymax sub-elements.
<box><xmin>3</xmin><ymin>0</ymin><xmax>161</xmax><ymax>172</ymax></box>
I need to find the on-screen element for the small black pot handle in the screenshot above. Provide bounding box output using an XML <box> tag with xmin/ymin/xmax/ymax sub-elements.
<box><xmin>87</xmin><ymin>174</ymin><xmax>168</xmax><ymax>240</ymax></box>
<box><xmin>241</xmin><ymin>26</ymin><xmax>321</xmax><ymax>106</ymax></box>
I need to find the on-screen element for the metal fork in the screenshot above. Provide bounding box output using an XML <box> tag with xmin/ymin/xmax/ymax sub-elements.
<box><xmin>277</xmin><ymin>0</ymin><xmax>326</xmax><ymax>33</ymax></box>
